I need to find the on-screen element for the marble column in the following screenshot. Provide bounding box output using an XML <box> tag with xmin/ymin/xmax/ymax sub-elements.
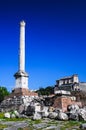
<box><xmin>19</xmin><ymin>21</ymin><xmax>25</xmax><ymax>71</ymax></box>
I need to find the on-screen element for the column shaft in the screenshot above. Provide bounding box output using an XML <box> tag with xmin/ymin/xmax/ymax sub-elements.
<box><xmin>19</xmin><ymin>21</ymin><xmax>25</xmax><ymax>71</ymax></box>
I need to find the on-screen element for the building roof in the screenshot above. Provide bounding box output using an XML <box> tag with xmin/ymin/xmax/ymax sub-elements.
<box><xmin>57</xmin><ymin>74</ymin><xmax>78</xmax><ymax>80</ymax></box>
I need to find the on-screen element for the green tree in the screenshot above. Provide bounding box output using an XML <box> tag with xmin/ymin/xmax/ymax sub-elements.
<box><xmin>0</xmin><ymin>86</ymin><xmax>10</xmax><ymax>102</ymax></box>
<box><xmin>37</xmin><ymin>87</ymin><xmax>45</xmax><ymax>96</ymax></box>
<box><xmin>45</xmin><ymin>86</ymin><xmax>54</xmax><ymax>95</ymax></box>
<box><xmin>37</xmin><ymin>86</ymin><xmax>54</xmax><ymax>96</ymax></box>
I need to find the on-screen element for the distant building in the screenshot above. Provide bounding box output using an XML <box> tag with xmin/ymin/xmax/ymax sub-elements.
<box><xmin>54</xmin><ymin>74</ymin><xmax>80</xmax><ymax>93</ymax></box>
<box><xmin>54</xmin><ymin>74</ymin><xmax>86</xmax><ymax>109</ymax></box>
<box><xmin>79</xmin><ymin>82</ymin><xmax>86</xmax><ymax>91</ymax></box>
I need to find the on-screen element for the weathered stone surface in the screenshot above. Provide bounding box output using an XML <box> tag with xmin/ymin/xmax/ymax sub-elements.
<box><xmin>25</xmin><ymin>105</ymin><xmax>35</xmax><ymax>116</ymax></box>
<box><xmin>57</xmin><ymin>112</ymin><xmax>68</xmax><ymax>120</ymax></box>
<box><xmin>67</xmin><ymin>104</ymin><xmax>79</xmax><ymax>120</ymax></box>
<box><xmin>19</xmin><ymin>114</ymin><xmax>28</xmax><ymax>118</ymax></box>
<box><xmin>4</xmin><ymin>112</ymin><xmax>10</xmax><ymax>118</ymax></box>
<box><xmin>54</xmin><ymin>108</ymin><xmax>62</xmax><ymax>113</ymax></box>
<box><xmin>11</xmin><ymin>114</ymin><xmax>16</xmax><ymax>118</ymax></box>
<box><xmin>69</xmin><ymin>112</ymin><xmax>79</xmax><ymax>121</ymax></box>
<box><xmin>80</xmin><ymin>123</ymin><xmax>86</xmax><ymax>129</ymax></box>
<box><xmin>48</xmin><ymin>112</ymin><xmax>58</xmax><ymax>119</ymax></box>
<box><xmin>3</xmin><ymin>121</ymin><xmax>28</xmax><ymax>130</ymax></box>
<box><xmin>33</xmin><ymin>112</ymin><xmax>42</xmax><ymax>120</ymax></box>
<box><xmin>48</xmin><ymin>107</ymin><xmax>55</xmax><ymax>112</ymax></box>
<box><xmin>35</xmin><ymin>104</ymin><xmax>41</xmax><ymax>112</ymax></box>
<box><xmin>83</xmin><ymin>106</ymin><xmax>86</xmax><ymax>111</ymax></box>
<box><xmin>14</xmin><ymin>110</ymin><xmax>20</xmax><ymax>118</ymax></box>
<box><xmin>42</xmin><ymin>111</ymin><xmax>49</xmax><ymax>118</ymax></box>
<box><xmin>78</xmin><ymin>109</ymin><xmax>86</xmax><ymax>121</ymax></box>
<box><xmin>33</xmin><ymin>123</ymin><xmax>47</xmax><ymax>129</ymax></box>
<box><xmin>68</xmin><ymin>104</ymin><xmax>79</xmax><ymax>112</ymax></box>
<box><xmin>41</xmin><ymin>106</ymin><xmax>49</xmax><ymax>118</ymax></box>
<box><xmin>0</xmin><ymin>95</ymin><xmax>38</xmax><ymax>113</ymax></box>
<box><xmin>18</xmin><ymin>104</ymin><xmax>25</xmax><ymax>114</ymax></box>
<box><xmin>44</xmin><ymin>126</ymin><xmax>59</xmax><ymax>130</ymax></box>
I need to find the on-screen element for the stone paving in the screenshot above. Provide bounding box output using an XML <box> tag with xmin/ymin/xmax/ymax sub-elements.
<box><xmin>1</xmin><ymin>121</ymin><xmax>28</xmax><ymax>130</ymax></box>
<box><xmin>0</xmin><ymin>119</ymin><xmax>80</xmax><ymax>130</ymax></box>
<box><xmin>0</xmin><ymin>120</ymin><xmax>61</xmax><ymax>130</ymax></box>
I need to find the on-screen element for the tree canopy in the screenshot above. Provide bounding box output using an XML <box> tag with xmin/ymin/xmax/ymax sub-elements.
<box><xmin>0</xmin><ymin>86</ymin><xmax>10</xmax><ymax>102</ymax></box>
<box><xmin>37</xmin><ymin>86</ymin><xmax>54</xmax><ymax>96</ymax></box>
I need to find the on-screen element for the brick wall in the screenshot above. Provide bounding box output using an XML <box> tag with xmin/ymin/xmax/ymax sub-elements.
<box><xmin>53</xmin><ymin>96</ymin><xmax>82</xmax><ymax>112</ymax></box>
<box><xmin>53</xmin><ymin>97</ymin><xmax>62</xmax><ymax>109</ymax></box>
<box><xmin>4</xmin><ymin>88</ymin><xmax>38</xmax><ymax>99</ymax></box>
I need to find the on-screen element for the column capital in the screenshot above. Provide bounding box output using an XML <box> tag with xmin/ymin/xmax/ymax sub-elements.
<box><xmin>20</xmin><ymin>20</ymin><xmax>26</xmax><ymax>26</ymax></box>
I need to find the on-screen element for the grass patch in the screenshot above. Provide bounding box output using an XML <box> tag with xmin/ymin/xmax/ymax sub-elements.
<box><xmin>60</xmin><ymin>120</ymin><xmax>86</xmax><ymax>130</ymax></box>
<box><xmin>18</xmin><ymin>128</ymin><xmax>23</xmax><ymax>130</ymax></box>
<box><xmin>27</xmin><ymin>119</ymin><xmax>42</xmax><ymax>127</ymax></box>
<box><xmin>48</xmin><ymin>120</ymin><xmax>58</xmax><ymax>125</ymax></box>
<box><xmin>0</xmin><ymin>124</ymin><xmax>7</xmax><ymax>129</ymax></box>
<box><xmin>0</xmin><ymin>112</ymin><xmax>4</xmax><ymax>118</ymax></box>
<box><xmin>0</xmin><ymin>112</ymin><xmax>27</xmax><ymax>121</ymax></box>
<box><xmin>3</xmin><ymin>117</ymin><xmax>27</xmax><ymax>121</ymax></box>
<box><xmin>32</xmin><ymin>119</ymin><xmax>42</xmax><ymax>124</ymax></box>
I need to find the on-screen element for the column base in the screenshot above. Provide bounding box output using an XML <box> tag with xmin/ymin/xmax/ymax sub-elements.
<box><xmin>4</xmin><ymin>88</ymin><xmax>38</xmax><ymax>99</ymax></box>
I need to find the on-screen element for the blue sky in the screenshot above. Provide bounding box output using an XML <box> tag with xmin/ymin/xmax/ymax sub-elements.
<box><xmin>0</xmin><ymin>0</ymin><xmax>86</xmax><ymax>91</ymax></box>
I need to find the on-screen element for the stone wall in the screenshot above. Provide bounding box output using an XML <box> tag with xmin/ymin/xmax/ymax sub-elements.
<box><xmin>53</xmin><ymin>96</ymin><xmax>82</xmax><ymax>112</ymax></box>
<box><xmin>5</xmin><ymin>88</ymin><xmax>38</xmax><ymax>99</ymax></box>
<box><xmin>0</xmin><ymin>94</ymin><xmax>38</xmax><ymax>112</ymax></box>
<box><xmin>52</xmin><ymin>97</ymin><xmax>62</xmax><ymax>109</ymax></box>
